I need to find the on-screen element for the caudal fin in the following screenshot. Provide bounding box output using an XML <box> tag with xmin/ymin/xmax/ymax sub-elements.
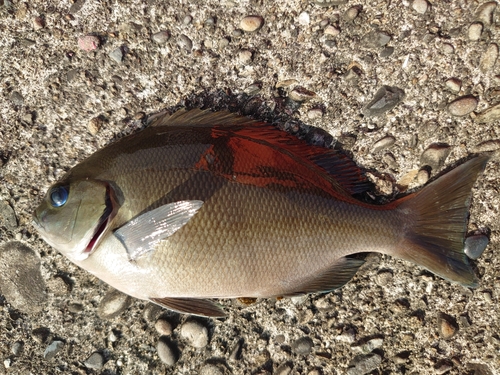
<box><xmin>397</xmin><ymin>155</ymin><xmax>490</xmax><ymax>287</ymax></box>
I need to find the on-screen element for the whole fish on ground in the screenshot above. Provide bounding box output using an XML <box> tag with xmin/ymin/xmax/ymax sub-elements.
<box><xmin>33</xmin><ymin>109</ymin><xmax>490</xmax><ymax>317</ymax></box>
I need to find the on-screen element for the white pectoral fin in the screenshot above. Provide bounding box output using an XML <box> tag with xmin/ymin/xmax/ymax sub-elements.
<box><xmin>150</xmin><ymin>297</ymin><xmax>227</xmax><ymax>317</ymax></box>
<box><xmin>114</xmin><ymin>200</ymin><xmax>204</xmax><ymax>261</ymax></box>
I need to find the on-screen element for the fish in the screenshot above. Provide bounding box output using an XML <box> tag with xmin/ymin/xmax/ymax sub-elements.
<box><xmin>32</xmin><ymin>109</ymin><xmax>490</xmax><ymax>317</ymax></box>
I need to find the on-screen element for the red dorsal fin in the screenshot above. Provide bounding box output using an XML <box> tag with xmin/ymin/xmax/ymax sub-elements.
<box><xmin>149</xmin><ymin>109</ymin><xmax>370</xmax><ymax>200</ymax></box>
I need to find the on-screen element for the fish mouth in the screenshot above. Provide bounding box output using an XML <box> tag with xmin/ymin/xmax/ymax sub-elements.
<box><xmin>84</xmin><ymin>185</ymin><xmax>116</xmax><ymax>255</ymax></box>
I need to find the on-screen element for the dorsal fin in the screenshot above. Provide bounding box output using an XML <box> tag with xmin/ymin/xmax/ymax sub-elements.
<box><xmin>149</xmin><ymin>109</ymin><xmax>370</xmax><ymax>198</ymax></box>
<box><xmin>148</xmin><ymin>108</ymin><xmax>262</xmax><ymax>127</ymax></box>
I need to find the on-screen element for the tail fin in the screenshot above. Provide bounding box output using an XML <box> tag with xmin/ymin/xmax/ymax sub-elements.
<box><xmin>397</xmin><ymin>155</ymin><xmax>490</xmax><ymax>287</ymax></box>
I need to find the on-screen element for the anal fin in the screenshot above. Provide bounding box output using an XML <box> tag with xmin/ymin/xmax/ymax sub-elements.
<box><xmin>284</xmin><ymin>257</ymin><xmax>365</xmax><ymax>297</ymax></box>
<box><xmin>150</xmin><ymin>297</ymin><xmax>227</xmax><ymax>317</ymax></box>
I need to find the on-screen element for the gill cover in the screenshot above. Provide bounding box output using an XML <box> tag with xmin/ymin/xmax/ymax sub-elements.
<box><xmin>33</xmin><ymin>179</ymin><xmax>118</xmax><ymax>261</ymax></box>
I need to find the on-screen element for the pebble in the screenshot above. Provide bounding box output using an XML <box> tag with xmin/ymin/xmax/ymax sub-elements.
<box><xmin>472</xmin><ymin>139</ymin><xmax>500</xmax><ymax>152</ymax></box>
<box><xmin>480</xmin><ymin>43</ymin><xmax>498</xmax><ymax>72</ymax></box>
<box><xmin>32</xmin><ymin>327</ymin><xmax>51</xmax><ymax>344</ymax></box>
<box><xmin>314</xmin><ymin>0</ymin><xmax>348</xmax><ymax>6</ymax></box>
<box><xmin>447</xmin><ymin>95</ymin><xmax>478</xmax><ymax>116</ymax></box>
<box><xmin>347</xmin><ymin>353</ymin><xmax>382</xmax><ymax>375</ymax></box>
<box><xmin>78</xmin><ymin>35</ymin><xmax>100</xmax><ymax>52</ymax></box>
<box><xmin>200</xmin><ymin>363</ymin><xmax>225</xmax><ymax>375</ymax></box>
<box><xmin>178</xmin><ymin>34</ymin><xmax>193</xmax><ymax>51</ymax></box>
<box><xmin>0</xmin><ymin>201</ymin><xmax>17</xmax><ymax>230</ymax></box>
<box><xmin>324</xmin><ymin>25</ymin><xmax>340</xmax><ymax>36</ymax></box>
<box><xmin>298</xmin><ymin>12</ymin><xmax>310</xmax><ymax>26</ymax></box>
<box><xmin>109</xmin><ymin>47</ymin><xmax>124</xmax><ymax>63</ymax></box>
<box><xmin>0</xmin><ymin>242</ymin><xmax>47</xmax><ymax>313</ymax></box>
<box><xmin>416</xmin><ymin>168</ymin><xmax>430</xmax><ymax>184</ymax></box>
<box><xmin>464</xmin><ymin>234</ymin><xmax>489</xmax><ymax>260</ymax></box>
<box><xmin>372</xmin><ymin>136</ymin><xmax>395</xmax><ymax>153</ymax></box>
<box><xmin>180</xmin><ymin>320</ymin><xmax>209</xmax><ymax>348</ymax></box>
<box><xmin>97</xmin><ymin>288</ymin><xmax>133</xmax><ymax>319</ymax></box>
<box><xmin>155</xmin><ymin>318</ymin><xmax>173</xmax><ymax>336</ymax></box>
<box><xmin>307</xmin><ymin>108</ymin><xmax>324</xmax><ymax>119</ymax></box>
<box><xmin>420</xmin><ymin>144</ymin><xmax>450</xmax><ymax>171</ymax></box>
<box><xmin>238</xmin><ymin>49</ymin><xmax>253</xmax><ymax>63</ymax></box>
<box><xmin>363</xmin><ymin>85</ymin><xmax>405</xmax><ymax>117</ymax></box>
<box><xmin>344</xmin><ymin>6</ymin><xmax>360</xmax><ymax>21</ymax></box>
<box><xmin>442</xmin><ymin>43</ymin><xmax>454</xmax><ymax>54</ymax></box>
<box><xmin>240</xmin><ymin>15</ymin><xmax>264</xmax><ymax>32</ymax></box>
<box><xmin>11</xmin><ymin>341</ymin><xmax>23</xmax><ymax>356</ymax></box>
<box><xmin>289</xmin><ymin>86</ymin><xmax>316</xmax><ymax>102</ymax></box>
<box><xmin>476</xmin><ymin>2</ymin><xmax>497</xmax><ymax>27</ymax></box>
<box><xmin>291</xmin><ymin>336</ymin><xmax>313</xmax><ymax>355</ymax></box>
<box><xmin>352</xmin><ymin>338</ymin><xmax>384</xmax><ymax>354</ymax></box>
<box><xmin>88</xmin><ymin>116</ymin><xmax>103</xmax><ymax>135</ymax></box>
<box><xmin>375</xmin><ymin>270</ymin><xmax>393</xmax><ymax>286</ymax></box>
<box><xmin>183</xmin><ymin>15</ymin><xmax>192</xmax><ymax>25</ymax></box>
<box><xmin>152</xmin><ymin>30</ymin><xmax>170</xmax><ymax>44</ymax></box>
<box><xmin>380</xmin><ymin>46</ymin><xmax>394</xmax><ymax>57</ymax></box>
<box><xmin>362</xmin><ymin>31</ymin><xmax>391</xmax><ymax>48</ymax></box>
<box><xmin>9</xmin><ymin>91</ymin><xmax>24</xmax><ymax>105</ymax></box>
<box><xmin>438</xmin><ymin>313</ymin><xmax>458</xmax><ymax>339</ymax></box>
<box><xmin>445</xmin><ymin>78</ymin><xmax>461</xmax><ymax>93</ymax></box>
<box><xmin>468</xmin><ymin>22</ymin><xmax>483</xmax><ymax>41</ymax></box>
<box><xmin>475</xmin><ymin>102</ymin><xmax>500</xmax><ymax>123</ymax></box>
<box><xmin>33</xmin><ymin>16</ymin><xmax>45</xmax><ymax>30</ymax></box>
<box><xmin>157</xmin><ymin>338</ymin><xmax>178</xmax><ymax>366</ymax></box>
<box><xmin>43</xmin><ymin>340</ymin><xmax>65</xmax><ymax>360</ymax></box>
<box><xmin>412</xmin><ymin>0</ymin><xmax>428</xmax><ymax>14</ymax></box>
<box><xmin>67</xmin><ymin>302</ymin><xmax>84</xmax><ymax>313</ymax></box>
<box><xmin>275</xmin><ymin>363</ymin><xmax>293</xmax><ymax>375</ymax></box>
<box><xmin>84</xmin><ymin>352</ymin><xmax>104</xmax><ymax>370</ymax></box>
<box><xmin>383</xmin><ymin>152</ymin><xmax>398</xmax><ymax>169</ymax></box>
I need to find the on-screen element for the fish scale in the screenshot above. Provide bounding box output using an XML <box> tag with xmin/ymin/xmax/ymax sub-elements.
<box><xmin>33</xmin><ymin>109</ymin><xmax>490</xmax><ymax>317</ymax></box>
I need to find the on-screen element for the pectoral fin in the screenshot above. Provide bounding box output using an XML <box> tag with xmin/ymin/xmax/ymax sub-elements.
<box><xmin>284</xmin><ymin>257</ymin><xmax>365</xmax><ymax>296</ymax></box>
<box><xmin>114</xmin><ymin>200</ymin><xmax>203</xmax><ymax>261</ymax></box>
<box><xmin>150</xmin><ymin>297</ymin><xmax>227</xmax><ymax>317</ymax></box>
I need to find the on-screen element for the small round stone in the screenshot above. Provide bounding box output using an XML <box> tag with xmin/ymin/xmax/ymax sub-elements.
<box><xmin>445</xmin><ymin>78</ymin><xmax>461</xmax><ymax>93</ymax></box>
<box><xmin>324</xmin><ymin>25</ymin><xmax>340</xmax><ymax>36</ymax></box>
<box><xmin>375</xmin><ymin>270</ymin><xmax>393</xmax><ymax>286</ymax></box>
<box><xmin>447</xmin><ymin>95</ymin><xmax>478</xmax><ymax>116</ymax></box>
<box><xmin>33</xmin><ymin>16</ymin><xmax>45</xmax><ymax>30</ymax></box>
<box><xmin>155</xmin><ymin>318</ymin><xmax>173</xmax><ymax>336</ymax></box>
<box><xmin>464</xmin><ymin>234</ymin><xmax>489</xmax><ymax>260</ymax></box>
<box><xmin>416</xmin><ymin>168</ymin><xmax>430</xmax><ymax>184</ymax></box>
<box><xmin>420</xmin><ymin>144</ymin><xmax>451</xmax><ymax>171</ymax></box>
<box><xmin>442</xmin><ymin>43</ymin><xmax>454</xmax><ymax>54</ymax></box>
<box><xmin>372</xmin><ymin>136</ymin><xmax>396</xmax><ymax>153</ymax></box>
<box><xmin>178</xmin><ymin>34</ymin><xmax>193</xmax><ymax>51</ymax></box>
<box><xmin>78</xmin><ymin>35</ymin><xmax>100</xmax><ymax>52</ymax></box>
<box><xmin>289</xmin><ymin>86</ymin><xmax>316</xmax><ymax>102</ymax></box>
<box><xmin>157</xmin><ymin>338</ymin><xmax>177</xmax><ymax>366</ymax></box>
<box><xmin>238</xmin><ymin>49</ymin><xmax>253</xmax><ymax>63</ymax></box>
<box><xmin>298</xmin><ymin>12</ymin><xmax>310</xmax><ymax>26</ymax></box>
<box><xmin>438</xmin><ymin>313</ymin><xmax>458</xmax><ymax>339</ymax></box>
<box><xmin>108</xmin><ymin>47</ymin><xmax>124</xmax><ymax>63</ymax></box>
<box><xmin>291</xmin><ymin>336</ymin><xmax>313</xmax><ymax>355</ymax></box>
<box><xmin>84</xmin><ymin>352</ymin><xmax>104</xmax><ymax>370</ymax></box>
<box><xmin>180</xmin><ymin>321</ymin><xmax>209</xmax><ymax>348</ymax></box>
<box><xmin>344</xmin><ymin>6</ymin><xmax>360</xmax><ymax>21</ymax></box>
<box><xmin>200</xmin><ymin>363</ymin><xmax>224</xmax><ymax>375</ymax></box>
<box><xmin>468</xmin><ymin>22</ymin><xmax>483</xmax><ymax>41</ymax></box>
<box><xmin>97</xmin><ymin>289</ymin><xmax>133</xmax><ymax>319</ymax></box>
<box><xmin>152</xmin><ymin>31</ymin><xmax>170</xmax><ymax>44</ymax></box>
<box><xmin>88</xmin><ymin>116</ymin><xmax>103</xmax><ymax>135</ymax></box>
<box><xmin>412</xmin><ymin>0</ymin><xmax>428</xmax><ymax>14</ymax></box>
<box><xmin>476</xmin><ymin>2</ymin><xmax>497</xmax><ymax>27</ymax></box>
<box><xmin>43</xmin><ymin>340</ymin><xmax>65</xmax><ymax>360</ymax></box>
<box><xmin>480</xmin><ymin>43</ymin><xmax>498</xmax><ymax>72</ymax></box>
<box><xmin>240</xmin><ymin>15</ymin><xmax>264</xmax><ymax>32</ymax></box>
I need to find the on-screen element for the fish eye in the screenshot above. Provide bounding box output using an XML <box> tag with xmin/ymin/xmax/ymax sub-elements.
<box><xmin>49</xmin><ymin>185</ymin><xmax>69</xmax><ymax>208</ymax></box>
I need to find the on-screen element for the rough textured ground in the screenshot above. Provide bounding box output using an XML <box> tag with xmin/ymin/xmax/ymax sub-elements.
<box><xmin>0</xmin><ymin>0</ymin><xmax>499</xmax><ymax>374</ymax></box>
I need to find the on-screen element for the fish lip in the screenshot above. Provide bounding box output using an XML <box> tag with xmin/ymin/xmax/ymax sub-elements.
<box><xmin>84</xmin><ymin>182</ymin><xmax>118</xmax><ymax>255</ymax></box>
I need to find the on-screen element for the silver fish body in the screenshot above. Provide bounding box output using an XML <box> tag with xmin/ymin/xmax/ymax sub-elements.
<box><xmin>33</xmin><ymin>109</ymin><xmax>490</xmax><ymax>316</ymax></box>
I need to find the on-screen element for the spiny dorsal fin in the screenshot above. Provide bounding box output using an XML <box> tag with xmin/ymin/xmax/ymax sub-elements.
<box><xmin>148</xmin><ymin>108</ymin><xmax>262</xmax><ymax>128</ymax></box>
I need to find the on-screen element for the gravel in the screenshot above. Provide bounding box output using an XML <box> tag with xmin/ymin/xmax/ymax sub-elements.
<box><xmin>0</xmin><ymin>1</ymin><xmax>498</xmax><ymax>374</ymax></box>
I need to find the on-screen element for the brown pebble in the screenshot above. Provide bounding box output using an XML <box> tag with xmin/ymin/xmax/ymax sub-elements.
<box><xmin>480</xmin><ymin>43</ymin><xmax>499</xmax><ymax>72</ymax></box>
<box><xmin>438</xmin><ymin>313</ymin><xmax>458</xmax><ymax>339</ymax></box>
<box><xmin>288</xmin><ymin>86</ymin><xmax>316</xmax><ymax>102</ymax></box>
<box><xmin>88</xmin><ymin>117</ymin><xmax>103</xmax><ymax>135</ymax></box>
<box><xmin>447</xmin><ymin>95</ymin><xmax>478</xmax><ymax>116</ymax></box>
<box><xmin>155</xmin><ymin>318</ymin><xmax>173</xmax><ymax>336</ymax></box>
<box><xmin>240</xmin><ymin>15</ymin><xmax>264</xmax><ymax>32</ymax></box>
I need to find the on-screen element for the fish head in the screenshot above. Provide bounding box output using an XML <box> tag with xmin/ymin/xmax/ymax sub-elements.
<box><xmin>33</xmin><ymin>178</ymin><xmax>119</xmax><ymax>262</ymax></box>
